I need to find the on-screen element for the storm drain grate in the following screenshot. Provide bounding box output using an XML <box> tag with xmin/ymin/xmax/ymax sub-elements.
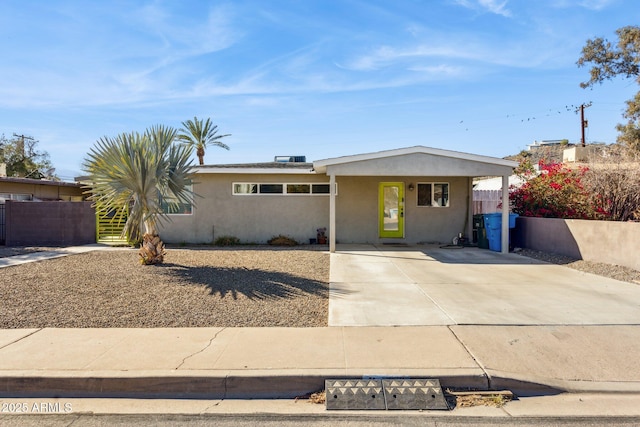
<box><xmin>383</xmin><ymin>379</ymin><xmax>448</xmax><ymax>410</ymax></box>
<box><xmin>325</xmin><ymin>379</ymin><xmax>386</xmax><ymax>410</ymax></box>
<box><xmin>325</xmin><ymin>378</ymin><xmax>448</xmax><ymax>410</ymax></box>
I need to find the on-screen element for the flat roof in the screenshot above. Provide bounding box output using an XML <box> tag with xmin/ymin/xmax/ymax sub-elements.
<box><xmin>194</xmin><ymin>162</ymin><xmax>314</xmax><ymax>174</ymax></box>
<box><xmin>0</xmin><ymin>176</ymin><xmax>82</xmax><ymax>188</ymax></box>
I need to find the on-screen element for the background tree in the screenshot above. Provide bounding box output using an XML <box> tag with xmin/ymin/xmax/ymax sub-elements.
<box><xmin>177</xmin><ymin>116</ymin><xmax>230</xmax><ymax>165</ymax></box>
<box><xmin>83</xmin><ymin>125</ymin><xmax>194</xmax><ymax>264</ymax></box>
<box><xmin>577</xmin><ymin>25</ymin><xmax>640</xmax><ymax>151</ymax></box>
<box><xmin>0</xmin><ymin>133</ymin><xmax>57</xmax><ymax>179</ymax></box>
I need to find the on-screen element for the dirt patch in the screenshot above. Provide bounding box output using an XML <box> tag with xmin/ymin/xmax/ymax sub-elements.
<box><xmin>446</xmin><ymin>390</ymin><xmax>514</xmax><ymax>408</ymax></box>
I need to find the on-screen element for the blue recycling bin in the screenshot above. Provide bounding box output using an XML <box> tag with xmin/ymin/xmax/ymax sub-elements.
<box><xmin>482</xmin><ymin>213</ymin><xmax>519</xmax><ymax>252</ymax></box>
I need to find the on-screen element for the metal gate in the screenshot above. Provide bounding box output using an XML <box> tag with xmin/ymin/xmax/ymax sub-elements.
<box><xmin>96</xmin><ymin>206</ymin><xmax>128</xmax><ymax>244</ymax></box>
<box><xmin>0</xmin><ymin>204</ymin><xmax>5</xmax><ymax>245</ymax></box>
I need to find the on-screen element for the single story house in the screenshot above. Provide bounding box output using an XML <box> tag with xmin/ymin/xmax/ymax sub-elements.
<box><xmin>0</xmin><ymin>176</ymin><xmax>85</xmax><ymax>202</ymax></box>
<box><xmin>158</xmin><ymin>146</ymin><xmax>517</xmax><ymax>253</ymax></box>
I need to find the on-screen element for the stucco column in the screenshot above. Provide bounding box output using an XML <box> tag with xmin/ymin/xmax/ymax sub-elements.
<box><xmin>501</xmin><ymin>175</ymin><xmax>509</xmax><ymax>254</ymax></box>
<box><xmin>329</xmin><ymin>173</ymin><xmax>336</xmax><ymax>253</ymax></box>
<box><xmin>467</xmin><ymin>177</ymin><xmax>473</xmax><ymax>240</ymax></box>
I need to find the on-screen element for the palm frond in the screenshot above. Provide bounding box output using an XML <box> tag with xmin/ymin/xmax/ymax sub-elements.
<box><xmin>177</xmin><ymin>116</ymin><xmax>230</xmax><ymax>165</ymax></box>
<box><xmin>83</xmin><ymin>126</ymin><xmax>195</xmax><ymax>243</ymax></box>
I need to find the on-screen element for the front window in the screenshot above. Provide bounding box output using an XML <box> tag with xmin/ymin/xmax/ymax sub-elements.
<box><xmin>417</xmin><ymin>183</ymin><xmax>449</xmax><ymax>207</ymax></box>
<box><xmin>233</xmin><ymin>183</ymin><xmax>257</xmax><ymax>194</ymax></box>
<box><xmin>232</xmin><ymin>182</ymin><xmax>336</xmax><ymax>196</ymax></box>
<box><xmin>259</xmin><ymin>184</ymin><xmax>284</xmax><ymax>194</ymax></box>
<box><xmin>160</xmin><ymin>184</ymin><xmax>193</xmax><ymax>214</ymax></box>
<box><xmin>286</xmin><ymin>184</ymin><xmax>311</xmax><ymax>194</ymax></box>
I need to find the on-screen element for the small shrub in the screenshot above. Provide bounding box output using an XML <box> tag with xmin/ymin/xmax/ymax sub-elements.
<box><xmin>214</xmin><ymin>236</ymin><xmax>240</xmax><ymax>246</ymax></box>
<box><xmin>267</xmin><ymin>235</ymin><xmax>298</xmax><ymax>246</ymax></box>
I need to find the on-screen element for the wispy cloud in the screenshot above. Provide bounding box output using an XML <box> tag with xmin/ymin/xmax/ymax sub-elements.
<box><xmin>0</xmin><ymin>2</ymin><xmax>240</xmax><ymax>109</ymax></box>
<box><xmin>551</xmin><ymin>0</ymin><xmax>616</xmax><ymax>10</ymax></box>
<box><xmin>579</xmin><ymin>0</ymin><xmax>616</xmax><ymax>9</ymax></box>
<box><xmin>338</xmin><ymin>32</ymin><xmax>566</xmax><ymax>75</ymax></box>
<box><xmin>0</xmin><ymin>0</ymin><xmax>607</xmax><ymax>112</ymax></box>
<box><xmin>453</xmin><ymin>0</ymin><xmax>513</xmax><ymax>17</ymax></box>
<box><xmin>341</xmin><ymin>44</ymin><xmax>481</xmax><ymax>71</ymax></box>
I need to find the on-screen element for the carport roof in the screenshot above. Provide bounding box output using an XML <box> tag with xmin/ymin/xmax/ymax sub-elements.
<box><xmin>313</xmin><ymin>146</ymin><xmax>517</xmax><ymax>177</ymax></box>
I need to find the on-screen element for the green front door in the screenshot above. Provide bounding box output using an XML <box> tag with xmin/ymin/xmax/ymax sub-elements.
<box><xmin>379</xmin><ymin>182</ymin><xmax>404</xmax><ymax>238</ymax></box>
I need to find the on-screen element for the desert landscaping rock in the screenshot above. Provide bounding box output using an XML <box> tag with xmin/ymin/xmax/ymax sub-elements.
<box><xmin>0</xmin><ymin>248</ymin><xmax>329</xmax><ymax>328</ymax></box>
<box><xmin>516</xmin><ymin>248</ymin><xmax>640</xmax><ymax>284</ymax></box>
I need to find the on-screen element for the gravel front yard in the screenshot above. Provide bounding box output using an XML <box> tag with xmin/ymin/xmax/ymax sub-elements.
<box><xmin>516</xmin><ymin>248</ymin><xmax>640</xmax><ymax>284</ymax></box>
<box><xmin>0</xmin><ymin>248</ymin><xmax>329</xmax><ymax>328</ymax></box>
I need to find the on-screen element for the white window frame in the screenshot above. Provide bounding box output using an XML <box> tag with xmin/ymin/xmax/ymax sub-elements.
<box><xmin>416</xmin><ymin>182</ymin><xmax>450</xmax><ymax>207</ymax></box>
<box><xmin>232</xmin><ymin>182</ymin><xmax>337</xmax><ymax>196</ymax></box>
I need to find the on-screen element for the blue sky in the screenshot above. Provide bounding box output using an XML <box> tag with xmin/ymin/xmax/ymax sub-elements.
<box><xmin>0</xmin><ymin>0</ymin><xmax>637</xmax><ymax>180</ymax></box>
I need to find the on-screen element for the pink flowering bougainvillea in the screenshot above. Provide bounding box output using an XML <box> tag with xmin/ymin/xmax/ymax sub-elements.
<box><xmin>509</xmin><ymin>161</ymin><xmax>607</xmax><ymax>219</ymax></box>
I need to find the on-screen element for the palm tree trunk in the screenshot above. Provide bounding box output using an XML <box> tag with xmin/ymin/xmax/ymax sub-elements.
<box><xmin>197</xmin><ymin>146</ymin><xmax>205</xmax><ymax>165</ymax></box>
<box><xmin>139</xmin><ymin>233</ymin><xmax>165</xmax><ymax>265</ymax></box>
<box><xmin>138</xmin><ymin>220</ymin><xmax>164</xmax><ymax>264</ymax></box>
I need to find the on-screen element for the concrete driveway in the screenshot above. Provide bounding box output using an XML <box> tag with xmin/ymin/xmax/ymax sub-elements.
<box><xmin>329</xmin><ymin>244</ymin><xmax>640</xmax><ymax>326</ymax></box>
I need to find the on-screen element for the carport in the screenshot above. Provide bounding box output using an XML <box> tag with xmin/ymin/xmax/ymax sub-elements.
<box><xmin>312</xmin><ymin>146</ymin><xmax>517</xmax><ymax>253</ymax></box>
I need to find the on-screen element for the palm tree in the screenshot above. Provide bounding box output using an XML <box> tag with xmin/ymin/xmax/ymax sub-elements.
<box><xmin>83</xmin><ymin>125</ymin><xmax>195</xmax><ymax>264</ymax></box>
<box><xmin>177</xmin><ymin>116</ymin><xmax>230</xmax><ymax>165</ymax></box>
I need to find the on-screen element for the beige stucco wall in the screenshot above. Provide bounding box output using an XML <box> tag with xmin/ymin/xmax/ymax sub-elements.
<box><xmin>514</xmin><ymin>217</ymin><xmax>640</xmax><ymax>271</ymax></box>
<box><xmin>334</xmin><ymin>176</ymin><xmax>470</xmax><ymax>244</ymax></box>
<box><xmin>158</xmin><ymin>173</ymin><xmax>471</xmax><ymax>245</ymax></box>
<box><xmin>157</xmin><ymin>173</ymin><xmax>331</xmax><ymax>244</ymax></box>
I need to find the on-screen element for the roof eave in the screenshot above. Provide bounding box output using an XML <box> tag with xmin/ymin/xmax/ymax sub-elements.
<box><xmin>313</xmin><ymin>145</ymin><xmax>518</xmax><ymax>169</ymax></box>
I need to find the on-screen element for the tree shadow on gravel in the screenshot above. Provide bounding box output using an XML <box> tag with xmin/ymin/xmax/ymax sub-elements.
<box><xmin>157</xmin><ymin>263</ymin><xmax>332</xmax><ymax>301</ymax></box>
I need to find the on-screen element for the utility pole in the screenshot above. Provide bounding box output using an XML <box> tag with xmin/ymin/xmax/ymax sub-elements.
<box><xmin>12</xmin><ymin>133</ymin><xmax>34</xmax><ymax>159</ymax></box>
<box><xmin>577</xmin><ymin>103</ymin><xmax>591</xmax><ymax>147</ymax></box>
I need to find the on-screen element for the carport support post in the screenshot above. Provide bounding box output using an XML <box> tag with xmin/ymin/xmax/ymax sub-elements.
<box><xmin>467</xmin><ymin>177</ymin><xmax>473</xmax><ymax>240</ymax></box>
<box><xmin>329</xmin><ymin>173</ymin><xmax>336</xmax><ymax>253</ymax></box>
<box><xmin>501</xmin><ymin>175</ymin><xmax>509</xmax><ymax>254</ymax></box>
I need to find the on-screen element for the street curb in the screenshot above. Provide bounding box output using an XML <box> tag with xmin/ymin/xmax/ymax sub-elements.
<box><xmin>0</xmin><ymin>372</ymin><xmax>490</xmax><ymax>399</ymax></box>
<box><xmin>0</xmin><ymin>372</ymin><xmax>570</xmax><ymax>399</ymax></box>
<box><xmin>2</xmin><ymin>371</ymin><xmax>639</xmax><ymax>399</ymax></box>
<box><xmin>487</xmin><ymin>370</ymin><xmax>640</xmax><ymax>395</ymax></box>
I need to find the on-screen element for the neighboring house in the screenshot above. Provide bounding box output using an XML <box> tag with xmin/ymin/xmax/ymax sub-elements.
<box><xmin>158</xmin><ymin>146</ymin><xmax>517</xmax><ymax>253</ymax></box>
<box><xmin>0</xmin><ymin>177</ymin><xmax>89</xmax><ymax>246</ymax></box>
<box><xmin>472</xmin><ymin>175</ymin><xmax>526</xmax><ymax>214</ymax></box>
<box><xmin>0</xmin><ymin>176</ymin><xmax>85</xmax><ymax>202</ymax></box>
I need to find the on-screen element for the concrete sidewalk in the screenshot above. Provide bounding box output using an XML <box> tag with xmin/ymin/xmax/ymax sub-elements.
<box><xmin>1</xmin><ymin>325</ymin><xmax>640</xmax><ymax>399</ymax></box>
<box><xmin>0</xmin><ymin>244</ymin><xmax>130</xmax><ymax>269</ymax></box>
